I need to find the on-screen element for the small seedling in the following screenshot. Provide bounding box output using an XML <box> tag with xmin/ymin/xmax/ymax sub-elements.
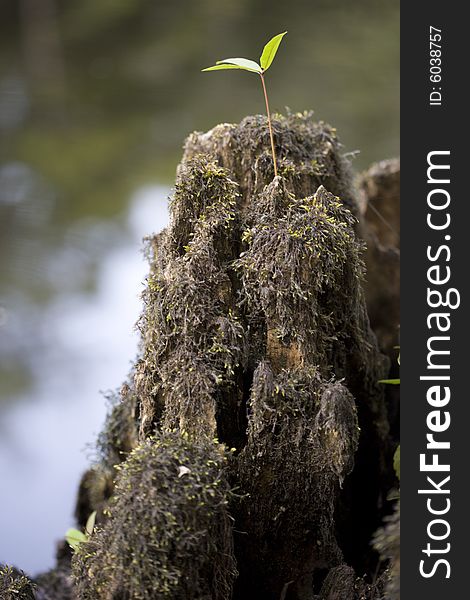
<box><xmin>202</xmin><ymin>31</ymin><xmax>287</xmax><ymax>178</ymax></box>
<box><xmin>65</xmin><ymin>510</ymin><xmax>96</xmax><ymax>551</ymax></box>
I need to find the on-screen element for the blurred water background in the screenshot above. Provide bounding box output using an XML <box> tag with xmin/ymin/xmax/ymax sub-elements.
<box><xmin>0</xmin><ymin>0</ymin><xmax>399</xmax><ymax>574</ymax></box>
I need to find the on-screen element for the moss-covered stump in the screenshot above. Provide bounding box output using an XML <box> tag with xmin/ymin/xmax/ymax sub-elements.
<box><xmin>126</xmin><ymin>113</ymin><xmax>393</xmax><ymax>599</ymax></box>
<box><xmin>0</xmin><ymin>565</ymin><xmax>36</xmax><ymax>600</ymax></box>
<box><xmin>28</xmin><ymin>112</ymin><xmax>397</xmax><ymax>600</ymax></box>
<box><xmin>182</xmin><ymin>112</ymin><xmax>357</xmax><ymax>215</ymax></box>
<box><xmin>72</xmin><ymin>432</ymin><xmax>236</xmax><ymax>600</ymax></box>
<box><xmin>235</xmin><ymin>368</ymin><xmax>359</xmax><ymax>598</ymax></box>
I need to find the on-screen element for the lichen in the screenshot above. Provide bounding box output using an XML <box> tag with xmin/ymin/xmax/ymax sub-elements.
<box><xmin>135</xmin><ymin>157</ymin><xmax>246</xmax><ymax>439</ymax></box>
<box><xmin>234</xmin><ymin>363</ymin><xmax>359</xmax><ymax>594</ymax></box>
<box><xmin>72</xmin><ymin>431</ymin><xmax>237</xmax><ymax>600</ymax></box>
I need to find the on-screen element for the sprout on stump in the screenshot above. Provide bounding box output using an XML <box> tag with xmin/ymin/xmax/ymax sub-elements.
<box><xmin>202</xmin><ymin>32</ymin><xmax>287</xmax><ymax>178</ymax></box>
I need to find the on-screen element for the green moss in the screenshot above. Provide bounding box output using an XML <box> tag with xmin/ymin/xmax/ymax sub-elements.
<box><xmin>183</xmin><ymin>112</ymin><xmax>357</xmax><ymax>215</ymax></box>
<box><xmin>235</xmin><ymin>362</ymin><xmax>359</xmax><ymax>588</ymax></box>
<box><xmin>169</xmin><ymin>157</ymin><xmax>240</xmax><ymax>256</ymax></box>
<box><xmin>236</xmin><ymin>179</ymin><xmax>365</xmax><ymax>372</ymax></box>
<box><xmin>136</xmin><ymin>157</ymin><xmax>245</xmax><ymax>438</ymax></box>
<box><xmin>0</xmin><ymin>565</ymin><xmax>35</xmax><ymax>600</ymax></box>
<box><xmin>68</xmin><ymin>112</ymin><xmax>390</xmax><ymax>597</ymax></box>
<box><xmin>72</xmin><ymin>431</ymin><xmax>237</xmax><ymax>600</ymax></box>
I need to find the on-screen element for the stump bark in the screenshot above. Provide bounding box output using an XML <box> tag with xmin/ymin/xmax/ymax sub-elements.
<box><xmin>25</xmin><ymin>113</ymin><xmax>400</xmax><ymax>600</ymax></box>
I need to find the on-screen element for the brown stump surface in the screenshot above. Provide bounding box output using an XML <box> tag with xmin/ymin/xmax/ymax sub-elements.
<box><xmin>21</xmin><ymin>113</ymin><xmax>399</xmax><ymax>600</ymax></box>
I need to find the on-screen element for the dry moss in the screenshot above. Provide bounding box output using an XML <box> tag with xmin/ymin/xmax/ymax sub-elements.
<box><xmin>135</xmin><ymin>121</ymin><xmax>369</xmax><ymax>442</ymax></box>
<box><xmin>66</xmin><ymin>112</ymin><xmax>392</xmax><ymax>599</ymax></box>
<box><xmin>136</xmin><ymin>157</ymin><xmax>246</xmax><ymax>439</ymax></box>
<box><xmin>234</xmin><ymin>363</ymin><xmax>359</xmax><ymax>596</ymax></box>
<box><xmin>183</xmin><ymin>111</ymin><xmax>357</xmax><ymax>213</ymax></box>
<box><xmin>72</xmin><ymin>431</ymin><xmax>236</xmax><ymax>600</ymax></box>
<box><xmin>124</xmin><ymin>113</ymin><xmax>389</xmax><ymax>598</ymax></box>
<box><xmin>236</xmin><ymin>179</ymin><xmax>365</xmax><ymax>371</ymax></box>
<box><xmin>0</xmin><ymin>566</ymin><xmax>36</xmax><ymax>600</ymax></box>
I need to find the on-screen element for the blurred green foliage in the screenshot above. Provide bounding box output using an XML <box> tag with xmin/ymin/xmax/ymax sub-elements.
<box><xmin>1</xmin><ymin>0</ymin><xmax>399</xmax><ymax>224</ymax></box>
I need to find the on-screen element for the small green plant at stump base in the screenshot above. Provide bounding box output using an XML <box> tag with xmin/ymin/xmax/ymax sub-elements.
<box><xmin>65</xmin><ymin>510</ymin><xmax>97</xmax><ymax>552</ymax></box>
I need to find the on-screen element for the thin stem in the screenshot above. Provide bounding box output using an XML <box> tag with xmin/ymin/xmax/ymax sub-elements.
<box><xmin>259</xmin><ymin>72</ymin><xmax>278</xmax><ymax>178</ymax></box>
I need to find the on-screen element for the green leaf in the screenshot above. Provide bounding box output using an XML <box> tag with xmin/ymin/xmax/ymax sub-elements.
<box><xmin>216</xmin><ymin>57</ymin><xmax>262</xmax><ymax>73</ymax></box>
<box><xmin>85</xmin><ymin>510</ymin><xmax>97</xmax><ymax>536</ymax></box>
<box><xmin>393</xmin><ymin>445</ymin><xmax>400</xmax><ymax>481</ymax></box>
<box><xmin>66</xmin><ymin>528</ymin><xmax>87</xmax><ymax>551</ymax></box>
<box><xmin>260</xmin><ymin>31</ymin><xmax>287</xmax><ymax>71</ymax></box>
<box><xmin>202</xmin><ymin>64</ymin><xmax>246</xmax><ymax>72</ymax></box>
<box><xmin>378</xmin><ymin>378</ymin><xmax>400</xmax><ymax>385</ymax></box>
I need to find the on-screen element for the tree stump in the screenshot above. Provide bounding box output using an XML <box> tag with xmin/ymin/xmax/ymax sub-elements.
<box><xmin>29</xmin><ymin>113</ymin><xmax>399</xmax><ymax>600</ymax></box>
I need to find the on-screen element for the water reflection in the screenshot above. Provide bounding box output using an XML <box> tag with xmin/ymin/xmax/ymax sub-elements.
<box><xmin>0</xmin><ymin>187</ymin><xmax>169</xmax><ymax>574</ymax></box>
